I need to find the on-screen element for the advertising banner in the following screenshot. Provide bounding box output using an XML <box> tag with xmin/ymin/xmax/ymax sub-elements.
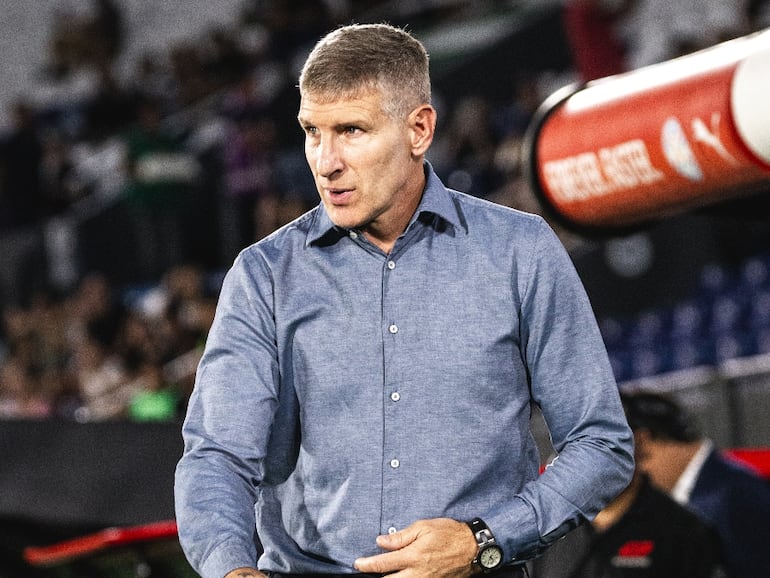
<box><xmin>524</xmin><ymin>30</ymin><xmax>770</xmax><ymax>231</ymax></box>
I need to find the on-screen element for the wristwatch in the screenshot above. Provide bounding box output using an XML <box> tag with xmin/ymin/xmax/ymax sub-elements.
<box><xmin>467</xmin><ymin>518</ymin><xmax>504</xmax><ymax>573</ymax></box>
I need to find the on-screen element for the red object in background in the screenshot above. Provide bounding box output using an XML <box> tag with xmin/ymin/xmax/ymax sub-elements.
<box><xmin>724</xmin><ymin>448</ymin><xmax>770</xmax><ymax>478</ymax></box>
<box><xmin>617</xmin><ymin>539</ymin><xmax>655</xmax><ymax>558</ymax></box>
<box><xmin>563</xmin><ymin>0</ymin><xmax>627</xmax><ymax>82</ymax></box>
<box><xmin>524</xmin><ymin>29</ymin><xmax>770</xmax><ymax>232</ymax></box>
<box><xmin>24</xmin><ymin>519</ymin><xmax>179</xmax><ymax>566</ymax></box>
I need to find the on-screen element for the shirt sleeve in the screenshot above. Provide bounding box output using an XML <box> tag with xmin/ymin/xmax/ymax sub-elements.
<box><xmin>174</xmin><ymin>249</ymin><xmax>279</xmax><ymax>578</ymax></box>
<box><xmin>486</xmin><ymin>218</ymin><xmax>635</xmax><ymax>561</ymax></box>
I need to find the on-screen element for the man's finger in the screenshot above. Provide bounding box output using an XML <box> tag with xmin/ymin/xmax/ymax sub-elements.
<box><xmin>354</xmin><ymin>549</ymin><xmax>408</xmax><ymax>574</ymax></box>
<box><xmin>375</xmin><ymin>526</ymin><xmax>418</xmax><ymax>551</ymax></box>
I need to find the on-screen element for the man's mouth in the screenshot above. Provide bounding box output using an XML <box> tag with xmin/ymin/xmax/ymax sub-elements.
<box><xmin>324</xmin><ymin>187</ymin><xmax>354</xmax><ymax>204</ymax></box>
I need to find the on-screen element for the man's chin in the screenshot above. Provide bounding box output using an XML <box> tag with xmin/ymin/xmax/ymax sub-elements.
<box><xmin>325</xmin><ymin>208</ymin><xmax>361</xmax><ymax>231</ymax></box>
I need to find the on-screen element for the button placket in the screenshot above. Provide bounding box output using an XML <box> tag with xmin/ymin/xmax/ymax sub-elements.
<box><xmin>382</xmin><ymin>252</ymin><xmax>406</xmax><ymax>535</ymax></box>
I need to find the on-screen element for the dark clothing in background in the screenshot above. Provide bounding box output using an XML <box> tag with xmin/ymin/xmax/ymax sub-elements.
<box><xmin>0</xmin><ymin>109</ymin><xmax>48</xmax><ymax>306</ymax></box>
<box><xmin>0</xmin><ymin>116</ymin><xmax>45</xmax><ymax>230</ymax></box>
<box><xmin>530</xmin><ymin>477</ymin><xmax>725</xmax><ymax>578</ymax></box>
<box><xmin>688</xmin><ymin>449</ymin><xmax>770</xmax><ymax>578</ymax></box>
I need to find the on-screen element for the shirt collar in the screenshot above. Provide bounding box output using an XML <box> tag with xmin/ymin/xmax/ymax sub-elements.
<box><xmin>305</xmin><ymin>162</ymin><xmax>464</xmax><ymax>248</ymax></box>
<box><xmin>671</xmin><ymin>439</ymin><xmax>713</xmax><ymax>505</ymax></box>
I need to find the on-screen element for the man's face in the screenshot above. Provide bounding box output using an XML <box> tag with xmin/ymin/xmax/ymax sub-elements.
<box><xmin>633</xmin><ymin>430</ymin><xmax>687</xmax><ymax>492</ymax></box>
<box><xmin>298</xmin><ymin>89</ymin><xmax>434</xmax><ymax>251</ymax></box>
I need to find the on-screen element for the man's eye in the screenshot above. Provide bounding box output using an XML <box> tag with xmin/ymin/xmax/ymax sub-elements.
<box><xmin>343</xmin><ymin>126</ymin><xmax>360</xmax><ymax>135</ymax></box>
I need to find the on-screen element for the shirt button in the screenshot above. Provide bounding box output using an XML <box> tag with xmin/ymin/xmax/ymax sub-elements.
<box><xmin>349</xmin><ymin>231</ymin><xmax>358</xmax><ymax>240</ymax></box>
<box><xmin>388</xmin><ymin>527</ymin><xmax>398</xmax><ymax>534</ymax></box>
<box><xmin>390</xmin><ymin>458</ymin><xmax>400</xmax><ymax>469</ymax></box>
<box><xmin>389</xmin><ymin>324</ymin><xmax>398</xmax><ymax>334</ymax></box>
<box><xmin>390</xmin><ymin>392</ymin><xmax>401</xmax><ymax>402</ymax></box>
<box><xmin>387</xmin><ymin>260</ymin><xmax>396</xmax><ymax>270</ymax></box>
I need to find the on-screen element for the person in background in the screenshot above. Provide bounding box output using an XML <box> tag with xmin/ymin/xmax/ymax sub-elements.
<box><xmin>175</xmin><ymin>23</ymin><xmax>634</xmax><ymax>578</ymax></box>
<box><xmin>529</xmin><ymin>407</ymin><xmax>727</xmax><ymax>577</ymax></box>
<box><xmin>121</xmin><ymin>96</ymin><xmax>199</xmax><ymax>282</ymax></box>
<box><xmin>0</xmin><ymin>101</ymin><xmax>47</xmax><ymax>309</ymax></box>
<box><xmin>127</xmin><ymin>358</ymin><xmax>180</xmax><ymax>422</ymax></box>
<box><xmin>622</xmin><ymin>390</ymin><xmax>770</xmax><ymax>577</ymax></box>
<box><xmin>219</xmin><ymin>112</ymin><xmax>281</xmax><ymax>260</ymax></box>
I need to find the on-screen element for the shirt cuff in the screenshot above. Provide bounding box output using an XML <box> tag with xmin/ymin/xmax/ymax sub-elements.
<box><xmin>199</xmin><ymin>539</ymin><xmax>258</xmax><ymax>578</ymax></box>
<box><xmin>485</xmin><ymin>496</ymin><xmax>541</xmax><ymax>563</ymax></box>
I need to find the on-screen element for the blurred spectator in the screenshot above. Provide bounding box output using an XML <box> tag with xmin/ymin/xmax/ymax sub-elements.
<box><xmin>34</xmin><ymin>1</ymin><xmax>123</xmax><ymax>140</ymax></box>
<box><xmin>63</xmin><ymin>273</ymin><xmax>128</xmax><ymax>421</ymax></box>
<box><xmin>0</xmin><ymin>354</ymin><xmax>53</xmax><ymax>419</ymax></box>
<box><xmin>127</xmin><ymin>358</ymin><xmax>180</xmax><ymax>422</ymax></box>
<box><xmin>530</xmin><ymin>395</ymin><xmax>726</xmax><ymax>577</ymax></box>
<box><xmin>120</xmin><ymin>264</ymin><xmax>215</xmax><ymax>394</ymax></box>
<box><xmin>529</xmin><ymin>471</ymin><xmax>725</xmax><ymax>577</ymax></box>
<box><xmin>120</xmin><ymin>97</ymin><xmax>200</xmax><ymax>282</ymax></box>
<box><xmin>84</xmin><ymin>60</ymin><xmax>137</xmax><ymax>142</ymax></box>
<box><xmin>433</xmin><ymin>95</ymin><xmax>504</xmax><ymax>198</ymax></box>
<box><xmin>219</xmin><ymin>113</ymin><xmax>281</xmax><ymax>260</ymax></box>
<box><xmin>150</xmin><ymin>265</ymin><xmax>212</xmax><ymax>361</ymax></box>
<box><xmin>88</xmin><ymin>0</ymin><xmax>124</xmax><ymax>64</ymax></box>
<box><xmin>71</xmin><ymin>320</ymin><xmax>131</xmax><ymax>421</ymax></box>
<box><xmin>258</xmin><ymin>0</ymin><xmax>337</xmax><ymax>60</ymax></box>
<box><xmin>200</xmin><ymin>26</ymin><xmax>253</xmax><ymax>91</ymax></box>
<box><xmin>0</xmin><ymin>101</ymin><xmax>48</xmax><ymax>308</ymax></box>
<box><xmin>39</xmin><ymin>130</ymin><xmax>79</xmax><ymax>215</ymax></box>
<box><xmin>1</xmin><ymin>291</ymin><xmax>68</xmax><ymax>419</ymax></box>
<box><xmin>623</xmin><ymin>390</ymin><xmax>770</xmax><ymax>577</ymax></box>
<box><xmin>127</xmin><ymin>52</ymin><xmax>178</xmax><ymax>113</ymax></box>
<box><xmin>65</xmin><ymin>272</ymin><xmax>125</xmax><ymax>347</ymax></box>
<box><xmin>492</xmin><ymin>72</ymin><xmax>543</xmax><ymax>140</ymax></box>
<box><xmin>168</xmin><ymin>43</ymin><xmax>211</xmax><ymax>108</ymax></box>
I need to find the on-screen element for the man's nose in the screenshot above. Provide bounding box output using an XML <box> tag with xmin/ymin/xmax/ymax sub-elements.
<box><xmin>316</xmin><ymin>136</ymin><xmax>344</xmax><ymax>177</ymax></box>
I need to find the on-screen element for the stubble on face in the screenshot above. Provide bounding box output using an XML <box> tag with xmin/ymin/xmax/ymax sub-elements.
<box><xmin>299</xmin><ymin>90</ymin><xmax>427</xmax><ymax>252</ymax></box>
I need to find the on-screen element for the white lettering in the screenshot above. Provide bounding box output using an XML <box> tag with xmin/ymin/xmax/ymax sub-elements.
<box><xmin>543</xmin><ymin>152</ymin><xmax>608</xmax><ymax>202</ymax></box>
<box><xmin>543</xmin><ymin>139</ymin><xmax>664</xmax><ymax>202</ymax></box>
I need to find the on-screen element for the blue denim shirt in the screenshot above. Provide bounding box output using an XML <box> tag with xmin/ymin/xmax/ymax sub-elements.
<box><xmin>175</xmin><ymin>165</ymin><xmax>634</xmax><ymax>578</ymax></box>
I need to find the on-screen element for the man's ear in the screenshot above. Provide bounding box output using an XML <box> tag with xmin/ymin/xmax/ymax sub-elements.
<box><xmin>408</xmin><ymin>104</ymin><xmax>436</xmax><ymax>157</ymax></box>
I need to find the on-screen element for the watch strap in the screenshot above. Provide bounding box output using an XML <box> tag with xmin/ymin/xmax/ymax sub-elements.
<box><xmin>467</xmin><ymin>517</ymin><xmax>503</xmax><ymax>572</ymax></box>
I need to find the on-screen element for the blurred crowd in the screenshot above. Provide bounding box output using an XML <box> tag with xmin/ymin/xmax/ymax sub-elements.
<box><xmin>1</xmin><ymin>0</ymin><xmax>769</xmax><ymax>423</ymax></box>
<box><xmin>0</xmin><ymin>266</ymin><xmax>215</xmax><ymax>422</ymax></box>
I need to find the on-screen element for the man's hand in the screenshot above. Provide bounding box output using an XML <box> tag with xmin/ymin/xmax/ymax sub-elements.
<box><xmin>224</xmin><ymin>568</ymin><xmax>267</xmax><ymax>578</ymax></box>
<box><xmin>354</xmin><ymin>518</ymin><xmax>478</xmax><ymax>577</ymax></box>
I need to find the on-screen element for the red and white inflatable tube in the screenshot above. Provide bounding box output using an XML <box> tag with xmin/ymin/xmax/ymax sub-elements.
<box><xmin>524</xmin><ymin>29</ymin><xmax>770</xmax><ymax>232</ymax></box>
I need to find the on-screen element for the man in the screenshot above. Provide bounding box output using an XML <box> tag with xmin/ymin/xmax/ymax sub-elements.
<box><xmin>175</xmin><ymin>23</ymin><xmax>634</xmax><ymax>578</ymax></box>
<box><xmin>622</xmin><ymin>390</ymin><xmax>770</xmax><ymax>577</ymax></box>
<box><xmin>530</xmin><ymin>431</ymin><xmax>726</xmax><ymax>577</ymax></box>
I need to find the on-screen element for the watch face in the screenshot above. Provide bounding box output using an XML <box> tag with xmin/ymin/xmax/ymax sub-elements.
<box><xmin>479</xmin><ymin>545</ymin><xmax>503</xmax><ymax>569</ymax></box>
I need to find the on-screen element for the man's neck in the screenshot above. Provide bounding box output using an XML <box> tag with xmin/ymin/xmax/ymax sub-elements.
<box><xmin>592</xmin><ymin>473</ymin><xmax>643</xmax><ymax>532</ymax></box>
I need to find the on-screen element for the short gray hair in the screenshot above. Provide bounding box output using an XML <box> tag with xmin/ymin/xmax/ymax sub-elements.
<box><xmin>299</xmin><ymin>23</ymin><xmax>431</xmax><ymax>119</ymax></box>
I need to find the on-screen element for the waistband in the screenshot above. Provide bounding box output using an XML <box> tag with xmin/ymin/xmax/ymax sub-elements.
<box><xmin>268</xmin><ymin>566</ymin><xmax>526</xmax><ymax>578</ymax></box>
